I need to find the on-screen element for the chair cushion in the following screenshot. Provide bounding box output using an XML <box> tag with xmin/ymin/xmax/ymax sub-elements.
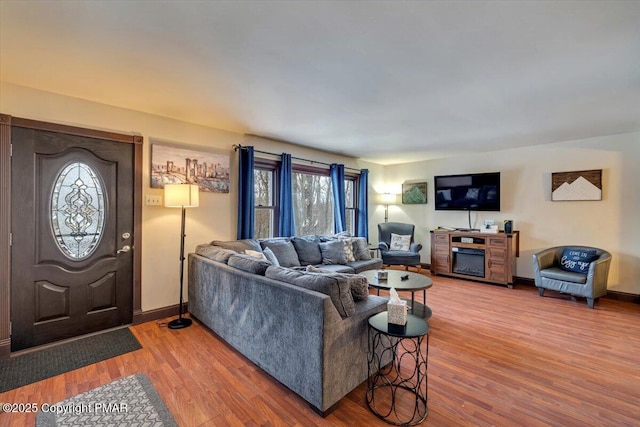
<box><xmin>540</xmin><ymin>267</ymin><xmax>587</xmax><ymax>284</ymax></box>
<box><xmin>560</xmin><ymin>248</ymin><xmax>598</xmax><ymax>273</ymax></box>
<box><xmin>390</xmin><ymin>233</ymin><xmax>411</xmax><ymax>251</ymax></box>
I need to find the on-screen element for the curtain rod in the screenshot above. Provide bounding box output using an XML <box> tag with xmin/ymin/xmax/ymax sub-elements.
<box><xmin>232</xmin><ymin>144</ymin><xmax>364</xmax><ymax>173</ymax></box>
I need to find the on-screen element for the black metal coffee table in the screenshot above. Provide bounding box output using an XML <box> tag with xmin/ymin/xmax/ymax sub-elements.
<box><xmin>362</xmin><ymin>270</ymin><xmax>433</xmax><ymax>319</ymax></box>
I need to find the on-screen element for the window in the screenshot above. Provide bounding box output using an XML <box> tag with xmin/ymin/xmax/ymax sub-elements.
<box><xmin>293</xmin><ymin>171</ymin><xmax>334</xmax><ymax>236</ymax></box>
<box><xmin>253</xmin><ymin>160</ymin><xmax>360</xmax><ymax>238</ymax></box>
<box><xmin>254</xmin><ymin>167</ymin><xmax>275</xmax><ymax>239</ymax></box>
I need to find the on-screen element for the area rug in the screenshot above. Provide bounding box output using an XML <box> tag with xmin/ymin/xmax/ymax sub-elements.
<box><xmin>0</xmin><ymin>328</ymin><xmax>141</xmax><ymax>393</ymax></box>
<box><xmin>35</xmin><ymin>373</ymin><xmax>177</xmax><ymax>426</ymax></box>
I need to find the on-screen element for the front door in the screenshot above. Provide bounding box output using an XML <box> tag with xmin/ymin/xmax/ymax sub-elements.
<box><xmin>11</xmin><ymin>126</ymin><xmax>135</xmax><ymax>351</ymax></box>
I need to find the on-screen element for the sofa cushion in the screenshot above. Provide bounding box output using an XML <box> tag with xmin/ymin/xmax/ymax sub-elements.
<box><xmin>262</xmin><ymin>247</ymin><xmax>280</xmax><ymax>266</ymax></box>
<box><xmin>390</xmin><ymin>233</ymin><xmax>411</xmax><ymax>251</ymax></box>
<box><xmin>211</xmin><ymin>239</ymin><xmax>262</xmax><ymax>253</ymax></box>
<box><xmin>228</xmin><ymin>254</ymin><xmax>272</xmax><ymax>275</ymax></box>
<box><xmin>291</xmin><ymin>236</ymin><xmax>322</xmax><ymax>265</ymax></box>
<box><xmin>540</xmin><ymin>267</ymin><xmax>588</xmax><ymax>284</ymax></box>
<box><xmin>310</xmin><ymin>264</ymin><xmax>355</xmax><ymax>273</ymax></box>
<box><xmin>319</xmin><ymin>240</ymin><xmax>348</xmax><ymax>265</ymax></box>
<box><xmin>347</xmin><ymin>258</ymin><xmax>384</xmax><ymax>274</ymax></box>
<box><xmin>560</xmin><ymin>248</ymin><xmax>598</xmax><ymax>273</ymax></box>
<box><xmin>352</xmin><ymin>237</ymin><xmax>372</xmax><ymax>261</ymax></box>
<box><xmin>307</xmin><ymin>265</ymin><xmax>369</xmax><ymax>302</ymax></box>
<box><xmin>260</xmin><ymin>239</ymin><xmax>301</xmax><ymax>268</ymax></box>
<box><xmin>196</xmin><ymin>245</ymin><xmax>237</xmax><ymax>263</ymax></box>
<box><xmin>265</xmin><ymin>266</ymin><xmax>356</xmax><ymax>318</ymax></box>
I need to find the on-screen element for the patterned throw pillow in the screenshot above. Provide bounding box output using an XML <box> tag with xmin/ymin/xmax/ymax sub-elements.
<box><xmin>560</xmin><ymin>248</ymin><xmax>598</xmax><ymax>273</ymax></box>
<box><xmin>245</xmin><ymin>249</ymin><xmax>267</xmax><ymax>260</ymax></box>
<box><xmin>352</xmin><ymin>237</ymin><xmax>372</xmax><ymax>261</ymax></box>
<box><xmin>389</xmin><ymin>233</ymin><xmax>411</xmax><ymax>251</ymax></box>
<box><xmin>338</xmin><ymin>237</ymin><xmax>356</xmax><ymax>262</ymax></box>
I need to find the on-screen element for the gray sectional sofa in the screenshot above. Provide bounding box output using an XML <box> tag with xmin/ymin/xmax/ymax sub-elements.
<box><xmin>187</xmin><ymin>235</ymin><xmax>388</xmax><ymax>415</ymax></box>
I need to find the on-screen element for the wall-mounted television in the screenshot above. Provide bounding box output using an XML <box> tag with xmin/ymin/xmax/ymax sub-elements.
<box><xmin>434</xmin><ymin>172</ymin><xmax>501</xmax><ymax>211</ymax></box>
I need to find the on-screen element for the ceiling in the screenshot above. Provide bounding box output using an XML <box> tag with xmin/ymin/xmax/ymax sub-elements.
<box><xmin>1</xmin><ymin>1</ymin><xmax>639</xmax><ymax>165</ymax></box>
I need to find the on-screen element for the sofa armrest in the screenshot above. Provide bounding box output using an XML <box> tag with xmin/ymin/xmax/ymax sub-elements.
<box><xmin>378</xmin><ymin>242</ymin><xmax>389</xmax><ymax>252</ymax></box>
<box><xmin>533</xmin><ymin>248</ymin><xmax>556</xmax><ymax>271</ymax></box>
<box><xmin>588</xmin><ymin>252</ymin><xmax>612</xmax><ymax>297</ymax></box>
<box><xmin>410</xmin><ymin>242</ymin><xmax>422</xmax><ymax>253</ymax></box>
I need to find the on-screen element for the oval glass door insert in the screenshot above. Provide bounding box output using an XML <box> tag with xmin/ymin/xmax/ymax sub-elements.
<box><xmin>51</xmin><ymin>162</ymin><xmax>106</xmax><ymax>260</ymax></box>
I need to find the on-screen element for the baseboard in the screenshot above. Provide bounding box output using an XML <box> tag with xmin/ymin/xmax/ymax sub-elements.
<box><xmin>0</xmin><ymin>338</ymin><xmax>10</xmax><ymax>359</ymax></box>
<box><xmin>133</xmin><ymin>303</ymin><xmax>189</xmax><ymax>325</ymax></box>
<box><xmin>514</xmin><ymin>276</ymin><xmax>638</xmax><ymax>303</ymax></box>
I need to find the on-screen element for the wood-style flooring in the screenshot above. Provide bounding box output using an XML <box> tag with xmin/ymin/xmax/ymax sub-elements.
<box><xmin>1</xmin><ymin>273</ymin><xmax>639</xmax><ymax>426</ymax></box>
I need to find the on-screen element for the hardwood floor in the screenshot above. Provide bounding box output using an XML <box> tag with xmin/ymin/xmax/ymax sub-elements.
<box><xmin>1</xmin><ymin>273</ymin><xmax>639</xmax><ymax>426</ymax></box>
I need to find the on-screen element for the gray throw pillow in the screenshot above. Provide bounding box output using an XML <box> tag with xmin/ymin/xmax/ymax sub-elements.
<box><xmin>228</xmin><ymin>254</ymin><xmax>271</xmax><ymax>275</ymax></box>
<box><xmin>196</xmin><ymin>245</ymin><xmax>237</xmax><ymax>264</ymax></box>
<box><xmin>319</xmin><ymin>240</ymin><xmax>348</xmax><ymax>265</ymax></box>
<box><xmin>262</xmin><ymin>247</ymin><xmax>280</xmax><ymax>266</ymax></box>
<box><xmin>352</xmin><ymin>237</ymin><xmax>372</xmax><ymax>261</ymax></box>
<box><xmin>294</xmin><ymin>272</ymin><xmax>356</xmax><ymax>318</ymax></box>
<box><xmin>211</xmin><ymin>239</ymin><xmax>262</xmax><ymax>253</ymax></box>
<box><xmin>265</xmin><ymin>265</ymin><xmax>305</xmax><ymax>283</ymax></box>
<box><xmin>291</xmin><ymin>236</ymin><xmax>322</xmax><ymax>265</ymax></box>
<box><xmin>260</xmin><ymin>239</ymin><xmax>301</xmax><ymax>267</ymax></box>
<box><xmin>306</xmin><ymin>266</ymin><xmax>369</xmax><ymax>301</ymax></box>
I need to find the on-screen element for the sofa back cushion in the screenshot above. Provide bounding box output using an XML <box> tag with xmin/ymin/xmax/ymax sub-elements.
<box><xmin>211</xmin><ymin>239</ymin><xmax>262</xmax><ymax>253</ymax></box>
<box><xmin>265</xmin><ymin>266</ymin><xmax>355</xmax><ymax>318</ymax></box>
<box><xmin>260</xmin><ymin>239</ymin><xmax>301</xmax><ymax>268</ymax></box>
<box><xmin>306</xmin><ymin>265</ymin><xmax>369</xmax><ymax>301</ymax></box>
<box><xmin>318</xmin><ymin>240</ymin><xmax>349</xmax><ymax>265</ymax></box>
<box><xmin>291</xmin><ymin>236</ymin><xmax>322</xmax><ymax>265</ymax></box>
<box><xmin>196</xmin><ymin>245</ymin><xmax>237</xmax><ymax>264</ymax></box>
<box><xmin>228</xmin><ymin>254</ymin><xmax>272</xmax><ymax>275</ymax></box>
<box><xmin>351</xmin><ymin>237</ymin><xmax>372</xmax><ymax>261</ymax></box>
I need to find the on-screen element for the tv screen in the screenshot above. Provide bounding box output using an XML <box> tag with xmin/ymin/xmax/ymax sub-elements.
<box><xmin>434</xmin><ymin>172</ymin><xmax>500</xmax><ymax>211</ymax></box>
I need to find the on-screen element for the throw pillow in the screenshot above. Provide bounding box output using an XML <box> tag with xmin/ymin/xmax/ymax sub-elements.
<box><xmin>319</xmin><ymin>240</ymin><xmax>348</xmax><ymax>265</ymax></box>
<box><xmin>260</xmin><ymin>239</ymin><xmax>301</xmax><ymax>268</ymax></box>
<box><xmin>390</xmin><ymin>233</ymin><xmax>411</xmax><ymax>251</ymax></box>
<box><xmin>228</xmin><ymin>254</ymin><xmax>271</xmax><ymax>275</ymax></box>
<box><xmin>262</xmin><ymin>247</ymin><xmax>280</xmax><ymax>266</ymax></box>
<box><xmin>338</xmin><ymin>237</ymin><xmax>356</xmax><ymax>262</ymax></box>
<box><xmin>560</xmin><ymin>248</ymin><xmax>598</xmax><ymax>273</ymax></box>
<box><xmin>291</xmin><ymin>236</ymin><xmax>322</xmax><ymax>265</ymax></box>
<box><xmin>211</xmin><ymin>239</ymin><xmax>262</xmax><ymax>253</ymax></box>
<box><xmin>352</xmin><ymin>237</ymin><xmax>372</xmax><ymax>261</ymax></box>
<box><xmin>196</xmin><ymin>245</ymin><xmax>237</xmax><ymax>264</ymax></box>
<box><xmin>306</xmin><ymin>266</ymin><xmax>369</xmax><ymax>302</ymax></box>
<box><xmin>245</xmin><ymin>249</ymin><xmax>267</xmax><ymax>260</ymax></box>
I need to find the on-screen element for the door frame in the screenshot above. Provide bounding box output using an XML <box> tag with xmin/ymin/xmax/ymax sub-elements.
<box><xmin>0</xmin><ymin>114</ymin><xmax>143</xmax><ymax>357</ymax></box>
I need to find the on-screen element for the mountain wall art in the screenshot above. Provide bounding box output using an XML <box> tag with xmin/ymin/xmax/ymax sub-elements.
<box><xmin>551</xmin><ymin>169</ymin><xmax>602</xmax><ymax>201</ymax></box>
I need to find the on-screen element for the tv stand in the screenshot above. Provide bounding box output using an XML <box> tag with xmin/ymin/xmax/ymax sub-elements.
<box><xmin>430</xmin><ymin>230</ymin><xmax>519</xmax><ymax>288</ymax></box>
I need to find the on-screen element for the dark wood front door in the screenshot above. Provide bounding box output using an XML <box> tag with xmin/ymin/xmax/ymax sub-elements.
<box><xmin>10</xmin><ymin>126</ymin><xmax>135</xmax><ymax>351</ymax></box>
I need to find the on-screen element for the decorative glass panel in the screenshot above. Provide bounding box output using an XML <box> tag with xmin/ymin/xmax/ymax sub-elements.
<box><xmin>51</xmin><ymin>162</ymin><xmax>106</xmax><ymax>260</ymax></box>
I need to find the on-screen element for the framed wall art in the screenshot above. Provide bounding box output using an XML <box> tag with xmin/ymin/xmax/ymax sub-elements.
<box><xmin>151</xmin><ymin>141</ymin><xmax>230</xmax><ymax>193</ymax></box>
<box><xmin>402</xmin><ymin>182</ymin><xmax>428</xmax><ymax>204</ymax></box>
<box><xmin>551</xmin><ymin>169</ymin><xmax>602</xmax><ymax>201</ymax></box>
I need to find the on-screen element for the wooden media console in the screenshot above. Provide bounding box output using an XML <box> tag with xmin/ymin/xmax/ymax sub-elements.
<box><xmin>430</xmin><ymin>229</ymin><xmax>519</xmax><ymax>288</ymax></box>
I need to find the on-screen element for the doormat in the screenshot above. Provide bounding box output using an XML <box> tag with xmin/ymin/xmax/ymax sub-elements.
<box><xmin>35</xmin><ymin>373</ymin><xmax>177</xmax><ymax>427</ymax></box>
<box><xmin>0</xmin><ymin>328</ymin><xmax>141</xmax><ymax>393</ymax></box>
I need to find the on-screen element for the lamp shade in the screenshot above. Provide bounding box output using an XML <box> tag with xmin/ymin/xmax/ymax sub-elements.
<box><xmin>380</xmin><ymin>193</ymin><xmax>397</xmax><ymax>204</ymax></box>
<box><xmin>164</xmin><ymin>184</ymin><xmax>199</xmax><ymax>208</ymax></box>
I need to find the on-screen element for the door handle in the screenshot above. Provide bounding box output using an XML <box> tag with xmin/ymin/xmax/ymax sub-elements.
<box><xmin>117</xmin><ymin>245</ymin><xmax>131</xmax><ymax>254</ymax></box>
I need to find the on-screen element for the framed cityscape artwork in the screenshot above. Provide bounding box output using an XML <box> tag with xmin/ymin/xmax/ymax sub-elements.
<box><xmin>402</xmin><ymin>182</ymin><xmax>428</xmax><ymax>204</ymax></box>
<box><xmin>150</xmin><ymin>142</ymin><xmax>230</xmax><ymax>193</ymax></box>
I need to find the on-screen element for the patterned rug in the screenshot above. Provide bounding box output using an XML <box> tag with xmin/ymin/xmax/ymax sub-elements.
<box><xmin>35</xmin><ymin>373</ymin><xmax>177</xmax><ymax>426</ymax></box>
<box><xmin>0</xmin><ymin>328</ymin><xmax>142</xmax><ymax>393</ymax></box>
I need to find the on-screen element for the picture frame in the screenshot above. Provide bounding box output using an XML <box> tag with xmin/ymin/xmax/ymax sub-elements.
<box><xmin>402</xmin><ymin>182</ymin><xmax>428</xmax><ymax>204</ymax></box>
<box><xmin>551</xmin><ymin>169</ymin><xmax>602</xmax><ymax>201</ymax></box>
<box><xmin>150</xmin><ymin>141</ymin><xmax>230</xmax><ymax>193</ymax></box>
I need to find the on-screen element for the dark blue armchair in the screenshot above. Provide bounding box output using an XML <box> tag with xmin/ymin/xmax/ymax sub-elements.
<box><xmin>378</xmin><ymin>222</ymin><xmax>422</xmax><ymax>272</ymax></box>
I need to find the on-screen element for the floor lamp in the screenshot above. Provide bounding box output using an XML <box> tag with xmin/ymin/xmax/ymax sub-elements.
<box><xmin>164</xmin><ymin>183</ymin><xmax>199</xmax><ymax>329</ymax></box>
<box><xmin>381</xmin><ymin>193</ymin><xmax>397</xmax><ymax>223</ymax></box>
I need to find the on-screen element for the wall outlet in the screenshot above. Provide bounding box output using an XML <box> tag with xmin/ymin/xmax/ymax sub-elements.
<box><xmin>146</xmin><ymin>194</ymin><xmax>162</xmax><ymax>206</ymax></box>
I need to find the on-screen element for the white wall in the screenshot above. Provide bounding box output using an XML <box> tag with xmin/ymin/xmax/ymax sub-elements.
<box><xmin>1</xmin><ymin>83</ymin><xmax>379</xmax><ymax>310</ymax></box>
<box><xmin>382</xmin><ymin>132</ymin><xmax>640</xmax><ymax>294</ymax></box>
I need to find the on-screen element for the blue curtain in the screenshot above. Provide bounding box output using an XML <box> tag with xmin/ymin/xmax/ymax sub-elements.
<box><xmin>237</xmin><ymin>146</ymin><xmax>254</xmax><ymax>239</ymax></box>
<box><xmin>356</xmin><ymin>169</ymin><xmax>369</xmax><ymax>240</ymax></box>
<box><xmin>278</xmin><ymin>153</ymin><xmax>296</xmax><ymax>237</ymax></box>
<box><xmin>330</xmin><ymin>163</ymin><xmax>346</xmax><ymax>233</ymax></box>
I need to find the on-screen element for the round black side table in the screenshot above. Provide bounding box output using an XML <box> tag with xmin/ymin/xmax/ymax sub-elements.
<box><xmin>366</xmin><ymin>312</ymin><xmax>430</xmax><ymax>426</ymax></box>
